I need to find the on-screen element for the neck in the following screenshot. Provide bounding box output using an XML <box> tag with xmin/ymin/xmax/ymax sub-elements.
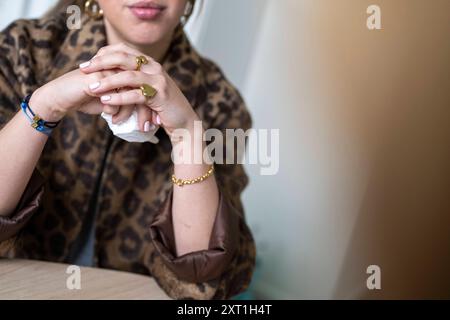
<box><xmin>103</xmin><ymin>20</ymin><xmax>174</xmax><ymax>63</ymax></box>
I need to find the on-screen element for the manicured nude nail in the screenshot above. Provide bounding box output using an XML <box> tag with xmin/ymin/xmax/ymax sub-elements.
<box><xmin>101</xmin><ymin>95</ymin><xmax>111</xmax><ymax>102</ymax></box>
<box><xmin>79</xmin><ymin>61</ymin><xmax>91</xmax><ymax>68</ymax></box>
<box><xmin>89</xmin><ymin>82</ymin><xmax>100</xmax><ymax>90</ymax></box>
<box><xmin>144</xmin><ymin>121</ymin><xmax>150</xmax><ymax>132</ymax></box>
<box><xmin>156</xmin><ymin>115</ymin><xmax>161</xmax><ymax>125</ymax></box>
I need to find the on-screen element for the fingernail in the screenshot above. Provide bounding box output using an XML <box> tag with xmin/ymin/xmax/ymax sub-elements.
<box><xmin>156</xmin><ymin>115</ymin><xmax>161</xmax><ymax>125</ymax></box>
<box><xmin>79</xmin><ymin>61</ymin><xmax>91</xmax><ymax>68</ymax></box>
<box><xmin>101</xmin><ymin>95</ymin><xmax>111</xmax><ymax>102</ymax></box>
<box><xmin>89</xmin><ymin>82</ymin><xmax>100</xmax><ymax>90</ymax></box>
<box><xmin>144</xmin><ymin>121</ymin><xmax>150</xmax><ymax>132</ymax></box>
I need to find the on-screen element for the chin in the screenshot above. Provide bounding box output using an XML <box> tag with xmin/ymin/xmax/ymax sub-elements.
<box><xmin>128</xmin><ymin>34</ymin><xmax>163</xmax><ymax>46</ymax></box>
<box><xmin>124</xmin><ymin>24</ymin><xmax>169</xmax><ymax>46</ymax></box>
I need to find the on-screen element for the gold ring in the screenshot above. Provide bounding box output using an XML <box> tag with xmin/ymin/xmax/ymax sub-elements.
<box><xmin>135</xmin><ymin>55</ymin><xmax>149</xmax><ymax>71</ymax></box>
<box><xmin>140</xmin><ymin>84</ymin><xmax>157</xmax><ymax>99</ymax></box>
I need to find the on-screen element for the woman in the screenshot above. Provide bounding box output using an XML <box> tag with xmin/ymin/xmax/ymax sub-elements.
<box><xmin>0</xmin><ymin>0</ymin><xmax>255</xmax><ymax>299</ymax></box>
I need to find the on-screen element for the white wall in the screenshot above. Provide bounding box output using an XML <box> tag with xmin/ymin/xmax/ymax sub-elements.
<box><xmin>0</xmin><ymin>0</ymin><xmax>57</xmax><ymax>29</ymax></box>
<box><xmin>0</xmin><ymin>2</ymin><xmax>26</xmax><ymax>30</ymax></box>
<box><xmin>185</xmin><ymin>0</ymin><xmax>268</xmax><ymax>91</ymax></box>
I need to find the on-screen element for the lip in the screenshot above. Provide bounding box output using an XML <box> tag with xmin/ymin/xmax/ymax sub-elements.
<box><xmin>128</xmin><ymin>1</ymin><xmax>166</xmax><ymax>20</ymax></box>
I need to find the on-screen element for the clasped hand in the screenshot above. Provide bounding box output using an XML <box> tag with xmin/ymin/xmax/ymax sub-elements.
<box><xmin>32</xmin><ymin>43</ymin><xmax>199</xmax><ymax>138</ymax></box>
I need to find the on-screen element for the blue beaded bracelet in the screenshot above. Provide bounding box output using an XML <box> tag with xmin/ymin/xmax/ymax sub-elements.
<box><xmin>21</xmin><ymin>94</ymin><xmax>60</xmax><ymax>136</ymax></box>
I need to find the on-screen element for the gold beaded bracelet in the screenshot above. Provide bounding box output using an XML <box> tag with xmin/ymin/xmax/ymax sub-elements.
<box><xmin>172</xmin><ymin>165</ymin><xmax>215</xmax><ymax>187</ymax></box>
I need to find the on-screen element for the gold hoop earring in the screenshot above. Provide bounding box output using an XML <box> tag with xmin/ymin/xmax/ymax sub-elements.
<box><xmin>85</xmin><ymin>0</ymin><xmax>103</xmax><ymax>19</ymax></box>
<box><xmin>181</xmin><ymin>0</ymin><xmax>195</xmax><ymax>26</ymax></box>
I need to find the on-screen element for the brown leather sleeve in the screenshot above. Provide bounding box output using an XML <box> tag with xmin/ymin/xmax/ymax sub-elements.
<box><xmin>147</xmin><ymin>160</ymin><xmax>256</xmax><ymax>300</ymax></box>
<box><xmin>0</xmin><ymin>169</ymin><xmax>45</xmax><ymax>242</ymax></box>
<box><xmin>149</xmin><ymin>187</ymin><xmax>240</xmax><ymax>283</ymax></box>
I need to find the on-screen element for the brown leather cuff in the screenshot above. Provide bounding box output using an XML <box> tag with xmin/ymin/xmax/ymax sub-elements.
<box><xmin>0</xmin><ymin>169</ymin><xmax>45</xmax><ymax>242</ymax></box>
<box><xmin>149</xmin><ymin>189</ymin><xmax>240</xmax><ymax>283</ymax></box>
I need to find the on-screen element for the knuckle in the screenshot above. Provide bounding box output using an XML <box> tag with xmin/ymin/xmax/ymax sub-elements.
<box><xmin>133</xmin><ymin>90</ymin><xmax>143</xmax><ymax>100</ymax></box>
<box><xmin>103</xmin><ymin>70</ymin><xmax>116</xmax><ymax>77</ymax></box>
<box><xmin>157</xmin><ymin>86</ymin><xmax>169</xmax><ymax>100</ymax></box>
<box><xmin>114</xmin><ymin>94</ymin><xmax>123</xmax><ymax>104</ymax></box>
<box><xmin>104</xmin><ymin>105</ymin><xmax>116</xmax><ymax>114</ymax></box>
<box><xmin>90</xmin><ymin>72</ymin><xmax>103</xmax><ymax>82</ymax></box>
<box><xmin>155</xmin><ymin>74</ymin><xmax>165</xmax><ymax>85</ymax></box>
<box><xmin>118</xmin><ymin>51</ymin><xmax>129</xmax><ymax>61</ymax></box>
<box><xmin>158</xmin><ymin>75</ymin><xmax>168</xmax><ymax>89</ymax></box>
<box><xmin>93</xmin><ymin>55</ymin><xmax>103</xmax><ymax>65</ymax></box>
<box><xmin>153</xmin><ymin>63</ymin><xmax>163</xmax><ymax>73</ymax></box>
<box><xmin>162</xmin><ymin>89</ymin><xmax>170</xmax><ymax>99</ymax></box>
<box><xmin>141</xmin><ymin>107</ymin><xmax>152</xmax><ymax>117</ymax></box>
<box><xmin>126</xmin><ymin>71</ymin><xmax>139</xmax><ymax>81</ymax></box>
<box><xmin>101</xmin><ymin>77</ymin><xmax>111</xmax><ymax>88</ymax></box>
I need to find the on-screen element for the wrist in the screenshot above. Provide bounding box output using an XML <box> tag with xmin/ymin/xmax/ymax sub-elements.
<box><xmin>170</xmin><ymin>113</ymin><xmax>203</xmax><ymax>147</ymax></box>
<box><xmin>29</xmin><ymin>89</ymin><xmax>66</xmax><ymax>122</ymax></box>
<box><xmin>183</xmin><ymin>111</ymin><xmax>201</xmax><ymax>132</ymax></box>
<box><xmin>171</xmin><ymin>116</ymin><xmax>212</xmax><ymax>166</ymax></box>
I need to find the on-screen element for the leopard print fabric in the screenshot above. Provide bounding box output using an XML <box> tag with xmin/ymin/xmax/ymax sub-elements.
<box><xmin>0</xmin><ymin>12</ymin><xmax>255</xmax><ymax>299</ymax></box>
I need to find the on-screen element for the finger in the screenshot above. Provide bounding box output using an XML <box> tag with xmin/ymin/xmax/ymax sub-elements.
<box><xmin>151</xmin><ymin>111</ymin><xmax>158</xmax><ymax>125</ymax></box>
<box><xmin>112</xmin><ymin>105</ymin><xmax>135</xmax><ymax>124</ymax></box>
<box><xmin>84</xmin><ymin>70</ymin><xmax>121</xmax><ymax>97</ymax></box>
<box><xmin>150</xmin><ymin>110</ymin><xmax>162</xmax><ymax>126</ymax></box>
<box><xmin>89</xmin><ymin>71</ymin><xmax>161</xmax><ymax>95</ymax></box>
<box><xmin>109</xmin><ymin>87</ymin><xmax>126</xmax><ymax>116</ymax></box>
<box><xmin>101</xmin><ymin>89</ymin><xmax>149</xmax><ymax>106</ymax></box>
<box><xmin>154</xmin><ymin>113</ymin><xmax>162</xmax><ymax>126</ymax></box>
<box><xmin>103</xmin><ymin>104</ymin><xmax>120</xmax><ymax>115</ymax></box>
<box><xmin>80</xmin><ymin>51</ymin><xmax>136</xmax><ymax>73</ymax></box>
<box><xmin>78</xmin><ymin>99</ymin><xmax>104</xmax><ymax>115</ymax></box>
<box><xmin>100</xmin><ymin>69</ymin><xmax>118</xmax><ymax>77</ymax></box>
<box><xmin>82</xmin><ymin>44</ymin><xmax>160</xmax><ymax>74</ymax></box>
<box><xmin>137</xmin><ymin>105</ymin><xmax>155</xmax><ymax>132</ymax></box>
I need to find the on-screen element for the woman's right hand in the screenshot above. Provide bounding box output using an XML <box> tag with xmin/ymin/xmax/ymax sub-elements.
<box><xmin>28</xmin><ymin>68</ymin><xmax>120</xmax><ymax>122</ymax></box>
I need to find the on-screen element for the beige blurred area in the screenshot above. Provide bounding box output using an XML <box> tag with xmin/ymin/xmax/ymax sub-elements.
<box><xmin>325</xmin><ymin>0</ymin><xmax>450</xmax><ymax>299</ymax></box>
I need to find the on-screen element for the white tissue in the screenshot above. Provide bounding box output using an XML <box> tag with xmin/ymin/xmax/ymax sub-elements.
<box><xmin>101</xmin><ymin>110</ymin><xmax>159</xmax><ymax>144</ymax></box>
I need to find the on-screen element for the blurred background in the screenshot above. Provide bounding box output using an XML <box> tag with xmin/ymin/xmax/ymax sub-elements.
<box><xmin>2</xmin><ymin>0</ymin><xmax>449</xmax><ymax>299</ymax></box>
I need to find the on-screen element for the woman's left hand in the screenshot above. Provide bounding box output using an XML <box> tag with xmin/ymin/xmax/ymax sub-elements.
<box><xmin>79</xmin><ymin>43</ymin><xmax>200</xmax><ymax>138</ymax></box>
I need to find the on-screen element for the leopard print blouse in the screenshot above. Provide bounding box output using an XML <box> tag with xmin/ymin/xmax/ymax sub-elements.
<box><xmin>0</xmin><ymin>11</ymin><xmax>255</xmax><ymax>299</ymax></box>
